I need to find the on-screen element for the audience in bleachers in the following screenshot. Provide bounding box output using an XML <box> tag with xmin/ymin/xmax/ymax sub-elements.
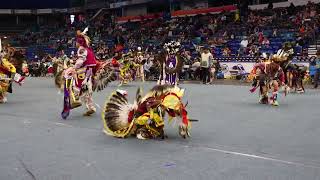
<box><xmin>7</xmin><ymin>1</ymin><xmax>320</xmax><ymax>63</ymax></box>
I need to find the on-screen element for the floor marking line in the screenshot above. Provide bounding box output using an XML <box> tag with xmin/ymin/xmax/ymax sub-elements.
<box><xmin>186</xmin><ymin>145</ymin><xmax>320</xmax><ymax>169</ymax></box>
<box><xmin>17</xmin><ymin>157</ymin><xmax>37</xmax><ymax>180</ymax></box>
<box><xmin>54</xmin><ymin>122</ymin><xmax>74</xmax><ymax>128</ymax></box>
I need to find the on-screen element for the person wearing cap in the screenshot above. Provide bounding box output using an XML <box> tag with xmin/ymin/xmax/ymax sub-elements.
<box><xmin>200</xmin><ymin>45</ymin><xmax>213</xmax><ymax>85</ymax></box>
<box><xmin>314</xmin><ymin>50</ymin><xmax>320</xmax><ymax>88</ymax></box>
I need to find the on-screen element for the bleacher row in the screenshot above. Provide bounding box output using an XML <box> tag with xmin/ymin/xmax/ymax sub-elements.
<box><xmin>212</xmin><ymin>30</ymin><xmax>305</xmax><ymax>56</ymax></box>
<box><xmin>26</xmin><ymin>46</ymin><xmax>77</xmax><ymax>60</ymax></box>
<box><xmin>25</xmin><ymin>46</ymin><xmax>315</xmax><ymax>63</ymax></box>
<box><xmin>24</xmin><ymin>27</ymin><xmax>309</xmax><ymax>62</ymax></box>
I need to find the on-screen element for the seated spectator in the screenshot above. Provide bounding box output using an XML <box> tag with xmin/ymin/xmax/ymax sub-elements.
<box><xmin>314</xmin><ymin>50</ymin><xmax>320</xmax><ymax>88</ymax></box>
<box><xmin>273</xmin><ymin>28</ymin><xmax>278</xmax><ymax>37</ymax></box>
<box><xmin>299</xmin><ymin>26</ymin><xmax>306</xmax><ymax>35</ymax></box>
<box><xmin>262</xmin><ymin>37</ymin><xmax>270</xmax><ymax>47</ymax></box>
<box><xmin>223</xmin><ymin>47</ymin><xmax>231</xmax><ymax>57</ymax></box>
<box><xmin>249</xmin><ymin>45</ymin><xmax>259</xmax><ymax>57</ymax></box>
<box><xmin>241</xmin><ymin>37</ymin><xmax>249</xmax><ymax>48</ymax></box>
<box><xmin>258</xmin><ymin>32</ymin><xmax>264</xmax><ymax>44</ymax></box>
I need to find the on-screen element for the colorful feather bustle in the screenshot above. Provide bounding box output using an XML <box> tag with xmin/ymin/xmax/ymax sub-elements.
<box><xmin>102</xmin><ymin>85</ymin><xmax>191</xmax><ymax>139</ymax></box>
<box><xmin>93</xmin><ymin>62</ymin><xmax>117</xmax><ymax>92</ymax></box>
<box><xmin>93</xmin><ymin>70</ymin><xmax>116</xmax><ymax>92</ymax></box>
<box><xmin>102</xmin><ymin>90</ymin><xmax>134</xmax><ymax>138</ymax></box>
<box><xmin>55</xmin><ymin>70</ymin><xmax>64</xmax><ymax>90</ymax></box>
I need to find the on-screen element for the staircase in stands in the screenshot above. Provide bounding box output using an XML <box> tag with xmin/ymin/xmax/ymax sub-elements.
<box><xmin>308</xmin><ymin>39</ymin><xmax>320</xmax><ymax>57</ymax></box>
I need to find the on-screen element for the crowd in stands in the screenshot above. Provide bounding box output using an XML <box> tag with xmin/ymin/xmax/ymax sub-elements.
<box><xmin>11</xmin><ymin>2</ymin><xmax>319</xmax><ymax>83</ymax></box>
<box><xmin>12</xmin><ymin>2</ymin><xmax>320</xmax><ymax>62</ymax></box>
<box><xmin>7</xmin><ymin>2</ymin><xmax>320</xmax><ymax>66</ymax></box>
<box><xmin>97</xmin><ymin>2</ymin><xmax>318</xmax><ymax>66</ymax></box>
<box><xmin>6</xmin><ymin>2</ymin><xmax>319</xmax><ymax>57</ymax></box>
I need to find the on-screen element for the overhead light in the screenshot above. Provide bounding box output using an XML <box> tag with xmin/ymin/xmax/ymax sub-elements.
<box><xmin>3</xmin><ymin>36</ymin><xmax>7</xmax><ymax>39</ymax></box>
<box><xmin>70</xmin><ymin>15</ymin><xmax>75</xmax><ymax>24</ymax></box>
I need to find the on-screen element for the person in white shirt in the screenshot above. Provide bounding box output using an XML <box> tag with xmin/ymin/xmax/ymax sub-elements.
<box><xmin>200</xmin><ymin>46</ymin><xmax>213</xmax><ymax>84</ymax></box>
<box><xmin>143</xmin><ymin>58</ymin><xmax>153</xmax><ymax>80</ymax></box>
<box><xmin>240</xmin><ymin>38</ymin><xmax>248</xmax><ymax>48</ymax></box>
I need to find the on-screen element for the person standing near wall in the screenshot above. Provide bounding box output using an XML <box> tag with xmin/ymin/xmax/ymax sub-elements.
<box><xmin>314</xmin><ymin>50</ymin><xmax>320</xmax><ymax>88</ymax></box>
<box><xmin>200</xmin><ymin>45</ymin><xmax>213</xmax><ymax>85</ymax></box>
<box><xmin>210</xmin><ymin>57</ymin><xmax>218</xmax><ymax>84</ymax></box>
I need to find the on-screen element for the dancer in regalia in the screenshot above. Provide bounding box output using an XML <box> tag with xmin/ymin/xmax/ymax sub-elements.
<box><xmin>250</xmin><ymin>54</ymin><xmax>287</xmax><ymax>106</ymax></box>
<box><xmin>156</xmin><ymin>41</ymin><xmax>184</xmax><ymax>86</ymax></box>
<box><xmin>102</xmin><ymin>85</ymin><xmax>191</xmax><ymax>139</ymax></box>
<box><xmin>272</xmin><ymin>49</ymin><xmax>307</xmax><ymax>93</ymax></box>
<box><xmin>134</xmin><ymin>47</ymin><xmax>146</xmax><ymax>82</ymax></box>
<box><xmin>0</xmin><ymin>42</ymin><xmax>26</xmax><ymax>103</ymax></box>
<box><xmin>51</xmin><ymin>46</ymin><xmax>72</xmax><ymax>90</ymax></box>
<box><xmin>61</xmin><ymin>28</ymin><xmax>115</xmax><ymax>119</ymax></box>
<box><xmin>118</xmin><ymin>51</ymin><xmax>140</xmax><ymax>86</ymax></box>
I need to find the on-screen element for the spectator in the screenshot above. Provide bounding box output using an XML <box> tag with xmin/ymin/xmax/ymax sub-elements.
<box><xmin>143</xmin><ymin>58</ymin><xmax>153</xmax><ymax>80</ymax></box>
<box><xmin>299</xmin><ymin>26</ymin><xmax>305</xmax><ymax>34</ymax></box>
<box><xmin>200</xmin><ymin>46</ymin><xmax>213</xmax><ymax>85</ymax></box>
<box><xmin>249</xmin><ymin>45</ymin><xmax>259</xmax><ymax>57</ymax></box>
<box><xmin>258</xmin><ymin>32</ymin><xmax>264</xmax><ymax>44</ymax></box>
<box><xmin>288</xmin><ymin>3</ymin><xmax>296</xmax><ymax>15</ymax></box>
<box><xmin>241</xmin><ymin>37</ymin><xmax>249</xmax><ymax>48</ymax></box>
<box><xmin>223</xmin><ymin>46</ymin><xmax>231</xmax><ymax>56</ymax></box>
<box><xmin>314</xmin><ymin>50</ymin><xmax>320</xmax><ymax>88</ymax></box>
<box><xmin>268</xmin><ymin>2</ymin><xmax>273</xmax><ymax>10</ymax></box>
<box><xmin>114</xmin><ymin>32</ymin><xmax>125</xmax><ymax>52</ymax></box>
<box><xmin>262</xmin><ymin>37</ymin><xmax>270</xmax><ymax>47</ymax></box>
<box><xmin>273</xmin><ymin>28</ymin><xmax>278</xmax><ymax>37</ymax></box>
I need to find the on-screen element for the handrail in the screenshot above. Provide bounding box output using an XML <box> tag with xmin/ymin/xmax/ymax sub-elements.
<box><xmin>89</xmin><ymin>8</ymin><xmax>108</xmax><ymax>22</ymax></box>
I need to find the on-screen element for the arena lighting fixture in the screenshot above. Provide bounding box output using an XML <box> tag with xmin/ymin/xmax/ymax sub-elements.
<box><xmin>3</xmin><ymin>36</ymin><xmax>7</xmax><ymax>39</ymax></box>
<box><xmin>70</xmin><ymin>15</ymin><xmax>75</xmax><ymax>24</ymax></box>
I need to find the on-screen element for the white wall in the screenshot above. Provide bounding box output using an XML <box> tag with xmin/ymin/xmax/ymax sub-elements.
<box><xmin>123</xmin><ymin>4</ymin><xmax>147</xmax><ymax>16</ymax></box>
<box><xmin>220</xmin><ymin>62</ymin><xmax>309</xmax><ymax>75</ymax></box>
<box><xmin>0</xmin><ymin>9</ymin><xmax>12</xmax><ymax>14</ymax></box>
<box><xmin>289</xmin><ymin>0</ymin><xmax>320</xmax><ymax>6</ymax></box>
<box><xmin>250</xmin><ymin>0</ymin><xmax>320</xmax><ymax>10</ymax></box>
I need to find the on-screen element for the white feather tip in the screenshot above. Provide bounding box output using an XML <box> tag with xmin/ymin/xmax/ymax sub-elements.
<box><xmin>82</xmin><ymin>27</ymin><xmax>89</xmax><ymax>35</ymax></box>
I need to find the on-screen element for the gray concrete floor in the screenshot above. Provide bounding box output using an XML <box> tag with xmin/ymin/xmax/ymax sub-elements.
<box><xmin>1</xmin><ymin>77</ymin><xmax>320</xmax><ymax>180</ymax></box>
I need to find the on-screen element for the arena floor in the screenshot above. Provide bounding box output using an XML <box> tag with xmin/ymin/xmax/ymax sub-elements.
<box><xmin>1</xmin><ymin>78</ymin><xmax>320</xmax><ymax>180</ymax></box>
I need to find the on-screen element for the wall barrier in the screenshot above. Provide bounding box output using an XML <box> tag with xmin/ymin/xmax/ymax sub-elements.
<box><xmin>116</xmin><ymin>5</ymin><xmax>237</xmax><ymax>23</ymax></box>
